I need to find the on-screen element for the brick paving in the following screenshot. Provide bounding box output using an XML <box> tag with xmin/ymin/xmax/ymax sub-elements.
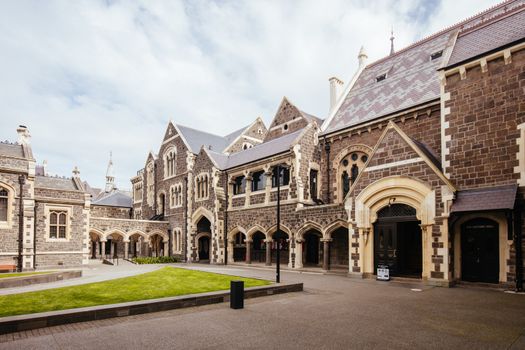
<box><xmin>0</xmin><ymin>264</ymin><xmax>524</xmax><ymax>349</ymax></box>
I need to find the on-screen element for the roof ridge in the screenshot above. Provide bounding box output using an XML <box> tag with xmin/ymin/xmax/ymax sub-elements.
<box><xmin>176</xmin><ymin>123</ymin><xmax>224</xmax><ymax>139</ymax></box>
<box><xmin>367</xmin><ymin>0</ymin><xmax>520</xmax><ymax>68</ymax></box>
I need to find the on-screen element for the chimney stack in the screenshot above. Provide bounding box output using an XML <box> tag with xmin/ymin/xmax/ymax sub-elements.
<box><xmin>329</xmin><ymin>76</ymin><xmax>344</xmax><ymax>112</ymax></box>
<box><xmin>16</xmin><ymin>125</ymin><xmax>31</xmax><ymax>145</ymax></box>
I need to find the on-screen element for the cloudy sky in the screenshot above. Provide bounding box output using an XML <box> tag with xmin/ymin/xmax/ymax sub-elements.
<box><xmin>0</xmin><ymin>0</ymin><xmax>500</xmax><ymax>189</ymax></box>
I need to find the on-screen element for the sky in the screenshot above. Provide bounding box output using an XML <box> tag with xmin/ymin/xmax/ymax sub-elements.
<box><xmin>0</xmin><ymin>0</ymin><xmax>501</xmax><ymax>190</ymax></box>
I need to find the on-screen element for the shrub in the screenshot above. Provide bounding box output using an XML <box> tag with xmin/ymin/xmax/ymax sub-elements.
<box><xmin>132</xmin><ymin>256</ymin><xmax>180</xmax><ymax>264</ymax></box>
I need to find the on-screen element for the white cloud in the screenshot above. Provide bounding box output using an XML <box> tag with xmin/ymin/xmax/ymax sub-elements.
<box><xmin>0</xmin><ymin>0</ymin><xmax>501</xmax><ymax>189</ymax></box>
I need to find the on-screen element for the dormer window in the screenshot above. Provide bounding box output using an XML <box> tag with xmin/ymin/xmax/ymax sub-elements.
<box><xmin>376</xmin><ymin>73</ymin><xmax>387</xmax><ymax>82</ymax></box>
<box><xmin>430</xmin><ymin>50</ymin><xmax>443</xmax><ymax>60</ymax></box>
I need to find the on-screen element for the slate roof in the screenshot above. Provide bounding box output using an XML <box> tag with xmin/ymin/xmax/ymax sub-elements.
<box><xmin>323</xmin><ymin>0</ymin><xmax>524</xmax><ymax>134</ymax></box>
<box><xmin>35</xmin><ymin>175</ymin><xmax>79</xmax><ymax>191</ymax></box>
<box><xmin>207</xmin><ymin>129</ymin><xmax>302</xmax><ymax>170</ymax></box>
<box><xmin>92</xmin><ymin>190</ymin><xmax>133</xmax><ymax>208</ymax></box>
<box><xmin>451</xmin><ymin>184</ymin><xmax>517</xmax><ymax>213</ymax></box>
<box><xmin>176</xmin><ymin>124</ymin><xmax>230</xmax><ymax>154</ymax></box>
<box><xmin>0</xmin><ymin>142</ymin><xmax>24</xmax><ymax>158</ymax></box>
<box><xmin>447</xmin><ymin>8</ymin><xmax>525</xmax><ymax>67</ymax></box>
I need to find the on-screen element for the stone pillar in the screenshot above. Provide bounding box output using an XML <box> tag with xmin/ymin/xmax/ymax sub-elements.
<box><xmin>101</xmin><ymin>241</ymin><xmax>106</xmax><ymax>259</ymax></box>
<box><xmin>295</xmin><ymin>239</ymin><xmax>303</xmax><ymax>269</ymax></box>
<box><xmin>322</xmin><ymin>239</ymin><xmax>331</xmax><ymax>271</ymax></box>
<box><xmin>110</xmin><ymin>241</ymin><xmax>115</xmax><ymax>258</ymax></box>
<box><xmin>124</xmin><ymin>241</ymin><xmax>129</xmax><ymax>259</ymax></box>
<box><xmin>246</xmin><ymin>240</ymin><xmax>252</xmax><ymax>264</ymax></box>
<box><xmin>138</xmin><ymin>238</ymin><xmax>142</xmax><ymax>257</ymax></box>
<box><xmin>228</xmin><ymin>240</ymin><xmax>235</xmax><ymax>264</ymax></box>
<box><xmin>265</xmin><ymin>239</ymin><xmax>272</xmax><ymax>266</ymax></box>
<box><xmin>92</xmin><ymin>241</ymin><xmax>97</xmax><ymax>259</ymax></box>
<box><xmin>164</xmin><ymin>241</ymin><xmax>169</xmax><ymax>257</ymax></box>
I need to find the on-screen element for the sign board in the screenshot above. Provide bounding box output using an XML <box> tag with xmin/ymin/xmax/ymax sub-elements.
<box><xmin>377</xmin><ymin>265</ymin><xmax>390</xmax><ymax>281</ymax></box>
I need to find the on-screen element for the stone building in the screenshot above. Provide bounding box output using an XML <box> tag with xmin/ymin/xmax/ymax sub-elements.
<box><xmin>0</xmin><ymin>0</ymin><xmax>523</xmax><ymax>289</ymax></box>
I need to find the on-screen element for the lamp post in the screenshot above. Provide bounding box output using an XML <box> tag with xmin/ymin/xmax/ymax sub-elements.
<box><xmin>17</xmin><ymin>175</ymin><xmax>25</xmax><ymax>272</ymax></box>
<box><xmin>276</xmin><ymin>164</ymin><xmax>281</xmax><ymax>283</ymax></box>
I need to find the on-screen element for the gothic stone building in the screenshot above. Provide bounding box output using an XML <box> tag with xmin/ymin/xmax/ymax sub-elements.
<box><xmin>1</xmin><ymin>0</ymin><xmax>524</xmax><ymax>289</ymax></box>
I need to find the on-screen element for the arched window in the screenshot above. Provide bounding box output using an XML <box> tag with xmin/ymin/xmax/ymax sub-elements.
<box><xmin>195</xmin><ymin>174</ymin><xmax>209</xmax><ymax>200</ymax></box>
<box><xmin>49</xmin><ymin>211</ymin><xmax>67</xmax><ymax>239</ymax></box>
<box><xmin>338</xmin><ymin>151</ymin><xmax>369</xmax><ymax>201</ymax></box>
<box><xmin>0</xmin><ymin>186</ymin><xmax>8</xmax><ymax>222</ymax></box>
<box><xmin>164</xmin><ymin>148</ymin><xmax>176</xmax><ymax>178</ymax></box>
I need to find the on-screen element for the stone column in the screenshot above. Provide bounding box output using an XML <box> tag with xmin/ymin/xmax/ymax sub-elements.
<box><xmin>101</xmin><ymin>241</ymin><xmax>106</xmax><ymax>259</ymax></box>
<box><xmin>164</xmin><ymin>241</ymin><xmax>169</xmax><ymax>257</ymax></box>
<box><xmin>295</xmin><ymin>239</ymin><xmax>304</xmax><ymax>269</ymax></box>
<box><xmin>322</xmin><ymin>239</ymin><xmax>331</xmax><ymax>271</ymax></box>
<box><xmin>92</xmin><ymin>241</ymin><xmax>97</xmax><ymax>259</ymax></box>
<box><xmin>110</xmin><ymin>241</ymin><xmax>115</xmax><ymax>258</ymax></box>
<box><xmin>265</xmin><ymin>239</ymin><xmax>272</xmax><ymax>266</ymax></box>
<box><xmin>227</xmin><ymin>240</ymin><xmax>235</xmax><ymax>264</ymax></box>
<box><xmin>245</xmin><ymin>239</ymin><xmax>252</xmax><ymax>264</ymax></box>
<box><xmin>124</xmin><ymin>241</ymin><xmax>129</xmax><ymax>260</ymax></box>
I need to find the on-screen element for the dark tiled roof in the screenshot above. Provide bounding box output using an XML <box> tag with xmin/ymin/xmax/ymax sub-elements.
<box><xmin>35</xmin><ymin>175</ymin><xmax>78</xmax><ymax>191</ymax></box>
<box><xmin>451</xmin><ymin>184</ymin><xmax>517</xmax><ymax>213</ymax></box>
<box><xmin>447</xmin><ymin>8</ymin><xmax>525</xmax><ymax>67</ymax></box>
<box><xmin>207</xmin><ymin>129</ymin><xmax>302</xmax><ymax>170</ymax></box>
<box><xmin>92</xmin><ymin>190</ymin><xmax>133</xmax><ymax>208</ymax></box>
<box><xmin>324</xmin><ymin>0</ymin><xmax>524</xmax><ymax>134</ymax></box>
<box><xmin>0</xmin><ymin>142</ymin><xmax>24</xmax><ymax>158</ymax></box>
<box><xmin>324</xmin><ymin>32</ymin><xmax>450</xmax><ymax>134</ymax></box>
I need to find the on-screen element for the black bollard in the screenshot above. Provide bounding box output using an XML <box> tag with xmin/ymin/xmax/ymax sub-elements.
<box><xmin>230</xmin><ymin>280</ymin><xmax>244</xmax><ymax>309</ymax></box>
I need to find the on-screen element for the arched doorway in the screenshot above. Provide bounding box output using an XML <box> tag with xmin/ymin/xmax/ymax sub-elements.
<box><xmin>196</xmin><ymin>217</ymin><xmax>211</xmax><ymax>262</ymax></box>
<box><xmin>150</xmin><ymin>234</ymin><xmax>165</xmax><ymax>257</ymax></box>
<box><xmin>303</xmin><ymin>230</ymin><xmax>321</xmax><ymax>266</ymax></box>
<box><xmin>461</xmin><ymin>218</ymin><xmax>499</xmax><ymax>283</ymax></box>
<box><xmin>271</xmin><ymin>230</ymin><xmax>289</xmax><ymax>265</ymax></box>
<box><xmin>374</xmin><ymin>204</ymin><xmax>422</xmax><ymax>278</ymax></box>
<box><xmin>89</xmin><ymin>231</ymin><xmax>102</xmax><ymax>259</ymax></box>
<box><xmin>251</xmin><ymin>231</ymin><xmax>267</xmax><ymax>263</ymax></box>
<box><xmin>233</xmin><ymin>232</ymin><xmax>246</xmax><ymax>262</ymax></box>
<box><xmin>330</xmin><ymin>227</ymin><xmax>349</xmax><ymax>270</ymax></box>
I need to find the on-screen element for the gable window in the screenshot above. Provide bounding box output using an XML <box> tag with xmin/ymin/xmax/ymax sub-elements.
<box><xmin>170</xmin><ymin>184</ymin><xmax>183</xmax><ymax>208</ymax></box>
<box><xmin>251</xmin><ymin>171</ymin><xmax>265</xmax><ymax>192</ymax></box>
<box><xmin>164</xmin><ymin>148</ymin><xmax>176</xmax><ymax>178</ymax></box>
<box><xmin>233</xmin><ymin>176</ymin><xmax>246</xmax><ymax>195</ymax></box>
<box><xmin>49</xmin><ymin>211</ymin><xmax>67</xmax><ymax>239</ymax></box>
<box><xmin>195</xmin><ymin>174</ymin><xmax>209</xmax><ymax>200</ymax></box>
<box><xmin>0</xmin><ymin>187</ymin><xmax>8</xmax><ymax>222</ymax></box>
<box><xmin>309</xmin><ymin>169</ymin><xmax>318</xmax><ymax>201</ymax></box>
<box><xmin>272</xmin><ymin>165</ymin><xmax>290</xmax><ymax>187</ymax></box>
<box><xmin>338</xmin><ymin>151</ymin><xmax>369</xmax><ymax>201</ymax></box>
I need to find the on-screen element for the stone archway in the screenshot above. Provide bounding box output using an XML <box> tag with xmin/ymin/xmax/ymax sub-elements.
<box><xmin>227</xmin><ymin>227</ymin><xmax>247</xmax><ymax>264</ymax></box>
<box><xmin>246</xmin><ymin>226</ymin><xmax>268</xmax><ymax>265</ymax></box>
<box><xmin>89</xmin><ymin>230</ymin><xmax>103</xmax><ymax>259</ymax></box>
<box><xmin>354</xmin><ymin>175</ymin><xmax>436</xmax><ymax>280</ymax></box>
<box><xmin>150</xmin><ymin>230</ymin><xmax>169</xmax><ymax>257</ymax></box>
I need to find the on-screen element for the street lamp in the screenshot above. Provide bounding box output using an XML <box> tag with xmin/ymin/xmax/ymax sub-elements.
<box><xmin>275</xmin><ymin>164</ymin><xmax>281</xmax><ymax>283</ymax></box>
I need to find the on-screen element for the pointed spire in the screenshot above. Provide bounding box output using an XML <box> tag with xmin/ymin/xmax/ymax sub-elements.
<box><xmin>105</xmin><ymin>151</ymin><xmax>115</xmax><ymax>193</ymax></box>
<box><xmin>358</xmin><ymin>46</ymin><xmax>368</xmax><ymax>67</ymax></box>
<box><xmin>390</xmin><ymin>26</ymin><xmax>395</xmax><ymax>55</ymax></box>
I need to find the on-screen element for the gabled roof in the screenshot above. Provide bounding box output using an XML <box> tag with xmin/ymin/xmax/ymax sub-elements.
<box><xmin>446</xmin><ymin>7</ymin><xmax>525</xmax><ymax>67</ymax></box>
<box><xmin>174</xmin><ymin>124</ymin><xmax>230</xmax><ymax>154</ymax></box>
<box><xmin>323</xmin><ymin>0</ymin><xmax>523</xmax><ymax>134</ymax></box>
<box><xmin>206</xmin><ymin>129</ymin><xmax>303</xmax><ymax>170</ymax></box>
<box><xmin>92</xmin><ymin>190</ymin><xmax>133</xmax><ymax>208</ymax></box>
<box><xmin>35</xmin><ymin>175</ymin><xmax>79</xmax><ymax>191</ymax></box>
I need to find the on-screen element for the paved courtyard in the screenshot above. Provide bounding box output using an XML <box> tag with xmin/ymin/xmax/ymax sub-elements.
<box><xmin>0</xmin><ymin>264</ymin><xmax>524</xmax><ymax>349</ymax></box>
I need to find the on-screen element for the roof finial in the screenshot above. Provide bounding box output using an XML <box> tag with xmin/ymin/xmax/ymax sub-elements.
<box><xmin>390</xmin><ymin>26</ymin><xmax>395</xmax><ymax>55</ymax></box>
<box><xmin>105</xmin><ymin>151</ymin><xmax>115</xmax><ymax>193</ymax></box>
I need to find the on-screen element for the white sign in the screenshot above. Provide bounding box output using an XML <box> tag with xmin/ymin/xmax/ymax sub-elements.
<box><xmin>377</xmin><ymin>266</ymin><xmax>390</xmax><ymax>281</ymax></box>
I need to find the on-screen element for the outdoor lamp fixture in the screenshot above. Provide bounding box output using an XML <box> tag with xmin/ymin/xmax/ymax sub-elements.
<box><xmin>275</xmin><ymin>164</ymin><xmax>282</xmax><ymax>284</ymax></box>
<box><xmin>388</xmin><ymin>197</ymin><xmax>396</xmax><ymax>207</ymax></box>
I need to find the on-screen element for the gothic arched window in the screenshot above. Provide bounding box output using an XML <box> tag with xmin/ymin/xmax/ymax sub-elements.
<box><xmin>0</xmin><ymin>187</ymin><xmax>8</xmax><ymax>222</ymax></box>
<box><xmin>337</xmin><ymin>150</ymin><xmax>369</xmax><ymax>202</ymax></box>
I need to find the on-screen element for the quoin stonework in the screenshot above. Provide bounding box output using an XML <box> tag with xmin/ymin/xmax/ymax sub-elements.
<box><xmin>1</xmin><ymin>0</ymin><xmax>524</xmax><ymax>288</ymax></box>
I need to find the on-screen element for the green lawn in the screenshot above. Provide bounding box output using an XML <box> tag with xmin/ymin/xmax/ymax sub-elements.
<box><xmin>0</xmin><ymin>271</ymin><xmax>53</xmax><ymax>279</ymax></box>
<box><xmin>0</xmin><ymin>267</ymin><xmax>270</xmax><ymax>317</ymax></box>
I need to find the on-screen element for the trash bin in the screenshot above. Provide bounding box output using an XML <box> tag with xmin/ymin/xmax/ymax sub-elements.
<box><xmin>377</xmin><ymin>264</ymin><xmax>390</xmax><ymax>281</ymax></box>
<box><xmin>230</xmin><ymin>280</ymin><xmax>244</xmax><ymax>309</ymax></box>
